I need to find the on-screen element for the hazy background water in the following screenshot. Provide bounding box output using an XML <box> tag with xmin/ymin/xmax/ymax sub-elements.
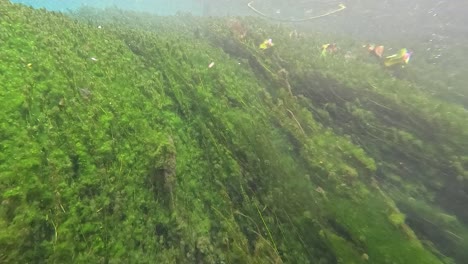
<box><xmin>12</xmin><ymin>0</ymin><xmax>466</xmax><ymax>52</ymax></box>
<box><xmin>11</xmin><ymin>0</ymin><xmax>466</xmax><ymax>105</ymax></box>
<box><xmin>9</xmin><ymin>0</ymin><xmax>207</xmax><ymax>15</ymax></box>
<box><xmin>11</xmin><ymin>0</ymin><xmax>465</xmax><ymax>35</ymax></box>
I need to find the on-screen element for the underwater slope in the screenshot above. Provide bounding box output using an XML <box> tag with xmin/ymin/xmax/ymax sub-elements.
<box><xmin>0</xmin><ymin>1</ymin><xmax>466</xmax><ymax>263</ymax></box>
<box><xmin>73</xmin><ymin>6</ymin><xmax>468</xmax><ymax>263</ymax></box>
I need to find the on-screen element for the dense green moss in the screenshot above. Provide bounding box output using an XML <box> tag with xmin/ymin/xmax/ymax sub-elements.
<box><xmin>1</xmin><ymin>1</ymin><xmax>467</xmax><ymax>263</ymax></box>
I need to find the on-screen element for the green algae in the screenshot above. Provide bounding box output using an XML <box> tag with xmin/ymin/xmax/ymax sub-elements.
<box><xmin>0</xmin><ymin>1</ymin><xmax>467</xmax><ymax>263</ymax></box>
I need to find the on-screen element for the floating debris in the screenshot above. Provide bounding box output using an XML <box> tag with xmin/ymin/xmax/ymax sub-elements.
<box><xmin>259</xmin><ymin>39</ymin><xmax>274</xmax><ymax>50</ymax></box>
<box><xmin>58</xmin><ymin>98</ymin><xmax>65</xmax><ymax>108</ymax></box>
<box><xmin>384</xmin><ymin>48</ymin><xmax>412</xmax><ymax>67</ymax></box>
<box><xmin>364</xmin><ymin>44</ymin><xmax>385</xmax><ymax>58</ymax></box>
<box><xmin>79</xmin><ymin>88</ymin><xmax>92</xmax><ymax>100</ymax></box>
<box><xmin>208</xmin><ymin>62</ymin><xmax>215</xmax><ymax>68</ymax></box>
<box><xmin>321</xmin><ymin>43</ymin><xmax>338</xmax><ymax>57</ymax></box>
<box><xmin>315</xmin><ymin>186</ymin><xmax>325</xmax><ymax>194</ymax></box>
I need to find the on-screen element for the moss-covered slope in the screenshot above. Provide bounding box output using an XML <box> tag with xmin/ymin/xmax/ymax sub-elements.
<box><xmin>1</xmin><ymin>1</ymin><xmax>467</xmax><ymax>263</ymax></box>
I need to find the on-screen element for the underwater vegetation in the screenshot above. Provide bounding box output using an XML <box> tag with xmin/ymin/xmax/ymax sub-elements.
<box><xmin>1</xmin><ymin>1</ymin><xmax>468</xmax><ymax>263</ymax></box>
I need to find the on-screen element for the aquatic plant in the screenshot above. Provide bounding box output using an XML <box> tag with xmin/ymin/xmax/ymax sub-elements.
<box><xmin>1</xmin><ymin>2</ymin><xmax>467</xmax><ymax>263</ymax></box>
